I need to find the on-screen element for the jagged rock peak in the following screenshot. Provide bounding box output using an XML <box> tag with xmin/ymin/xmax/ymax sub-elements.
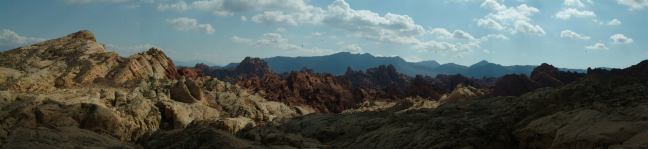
<box><xmin>534</xmin><ymin>63</ymin><xmax>558</xmax><ymax>72</ymax></box>
<box><xmin>235</xmin><ymin>57</ymin><xmax>272</xmax><ymax>75</ymax></box>
<box><xmin>65</xmin><ymin>30</ymin><xmax>97</xmax><ymax>42</ymax></box>
<box><xmin>531</xmin><ymin>63</ymin><xmax>560</xmax><ymax>79</ymax></box>
<box><xmin>144</xmin><ymin>47</ymin><xmax>164</xmax><ymax>55</ymax></box>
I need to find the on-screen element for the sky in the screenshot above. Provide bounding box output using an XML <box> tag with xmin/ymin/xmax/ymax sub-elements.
<box><xmin>0</xmin><ymin>0</ymin><xmax>647</xmax><ymax>69</ymax></box>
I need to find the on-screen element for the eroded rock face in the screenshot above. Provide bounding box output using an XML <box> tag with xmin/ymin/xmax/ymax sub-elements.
<box><xmin>0</xmin><ymin>30</ymin><xmax>179</xmax><ymax>91</ymax></box>
<box><xmin>177</xmin><ymin>67</ymin><xmax>204</xmax><ymax>79</ymax></box>
<box><xmin>0</xmin><ymin>30</ymin><xmax>307</xmax><ymax>148</ymax></box>
<box><xmin>108</xmin><ymin>48</ymin><xmax>179</xmax><ymax>85</ymax></box>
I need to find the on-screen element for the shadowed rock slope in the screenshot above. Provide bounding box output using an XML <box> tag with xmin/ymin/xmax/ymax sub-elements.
<box><xmin>163</xmin><ymin>60</ymin><xmax>648</xmax><ymax>148</ymax></box>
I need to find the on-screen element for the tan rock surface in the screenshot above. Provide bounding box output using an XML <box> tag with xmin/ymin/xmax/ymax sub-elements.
<box><xmin>0</xmin><ymin>30</ymin><xmax>309</xmax><ymax>148</ymax></box>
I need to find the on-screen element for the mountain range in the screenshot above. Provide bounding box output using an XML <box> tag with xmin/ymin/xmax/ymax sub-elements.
<box><xmin>222</xmin><ymin>52</ymin><xmax>585</xmax><ymax>78</ymax></box>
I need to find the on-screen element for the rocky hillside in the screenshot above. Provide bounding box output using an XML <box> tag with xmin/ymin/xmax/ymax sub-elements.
<box><xmin>198</xmin><ymin>57</ymin><xmax>487</xmax><ymax>113</ymax></box>
<box><xmin>493</xmin><ymin>63</ymin><xmax>584</xmax><ymax>96</ymax></box>
<box><xmin>0</xmin><ymin>30</ymin><xmax>313</xmax><ymax>148</ymax></box>
<box><xmin>156</xmin><ymin>60</ymin><xmax>648</xmax><ymax>149</ymax></box>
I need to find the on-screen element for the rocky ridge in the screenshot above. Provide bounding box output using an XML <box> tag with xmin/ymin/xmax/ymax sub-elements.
<box><xmin>0</xmin><ymin>30</ymin><xmax>310</xmax><ymax>148</ymax></box>
<box><xmin>199</xmin><ymin>58</ymin><xmax>487</xmax><ymax>113</ymax></box>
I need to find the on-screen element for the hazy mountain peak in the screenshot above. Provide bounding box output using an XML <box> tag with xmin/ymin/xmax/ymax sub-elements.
<box><xmin>471</xmin><ymin>60</ymin><xmax>494</xmax><ymax>67</ymax></box>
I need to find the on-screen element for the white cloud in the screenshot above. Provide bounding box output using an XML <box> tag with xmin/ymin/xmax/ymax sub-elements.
<box><xmin>320</xmin><ymin>0</ymin><xmax>426</xmax><ymax>45</ymax></box>
<box><xmin>311</xmin><ymin>32</ymin><xmax>325</xmax><ymax>36</ymax></box>
<box><xmin>607</xmin><ymin>19</ymin><xmax>622</xmax><ymax>26</ymax></box>
<box><xmin>477</xmin><ymin>18</ymin><xmax>505</xmax><ymax>30</ymax></box>
<box><xmin>231</xmin><ymin>36</ymin><xmax>252</xmax><ymax>43</ymax></box>
<box><xmin>251</xmin><ymin>10</ymin><xmax>324</xmax><ymax>26</ymax></box>
<box><xmin>617</xmin><ymin>0</ymin><xmax>648</xmax><ymax>10</ymax></box>
<box><xmin>560</xmin><ymin>30</ymin><xmax>590</xmax><ymax>40</ymax></box>
<box><xmin>564</xmin><ymin>0</ymin><xmax>592</xmax><ymax>7</ymax></box>
<box><xmin>191</xmin><ymin>0</ymin><xmax>317</xmax><ymax>16</ymax></box>
<box><xmin>0</xmin><ymin>29</ymin><xmax>45</xmax><ymax>50</ymax></box>
<box><xmin>64</xmin><ymin>0</ymin><xmax>154</xmax><ymax>7</ymax></box>
<box><xmin>209</xmin><ymin>0</ymin><xmax>498</xmax><ymax>55</ymax></box>
<box><xmin>477</xmin><ymin>0</ymin><xmax>545</xmax><ymax>36</ymax></box>
<box><xmin>585</xmin><ymin>43</ymin><xmax>608</xmax><ymax>50</ymax></box>
<box><xmin>157</xmin><ymin>1</ymin><xmax>188</xmax><ymax>12</ymax></box>
<box><xmin>428</xmin><ymin>28</ymin><xmax>475</xmax><ymax>40</ymax></box>
<box><xmin>240</xmin><ymin>16</ymin><xmax>248</xmax><ymax>21</ymax></box>
<box><xmin>166</xmin><ymin>17</ymin><xmax>215</xmax><ymax>34</ymax></box>
<box><xmin>610</xmin><ymin>34</ymin><xmax>634</xmax><ymax>44</ymax></box>
<box><xmin>481</xmin><ymin>0</ymin><xmax>506</xmax><ymax>11</ymax></box>
<box><xmin>343</xmin><ymin>44</ymin><xmax>363</xmax><ymax>53</ymax></box>
<box><xmin>480</xmin><ymin>34</ymin><xmax>509</xmax><ymax>41</ymax></box>
<box><xmin>243</xmin><ymin>0</ymin><xmax>427</xmax><ymax>46</ymax></box>
<box><xmin>555</xmin><ymin>8</ymin><xmax>596</xmax><ymax>20</ymax></box>
<box><xmin>513</xmin><ymin>20</ymin><xmax>545</xmax><ymax>36</ymax></box>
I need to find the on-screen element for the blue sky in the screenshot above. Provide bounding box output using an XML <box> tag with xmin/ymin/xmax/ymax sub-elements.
<box><xmin>0</xmin><ymin>0</ymin><xmax>647</xmax><ymax>68</ymax></box>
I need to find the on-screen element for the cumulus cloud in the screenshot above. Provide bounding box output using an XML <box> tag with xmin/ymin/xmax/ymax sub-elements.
<box><xmin>157</xmin><ymin>1</ymin><xmax>188</xmax><ymax>12</ymax></box>
<box><xmin>64</xmin><ymin>0</ymin><xmax>154</xmax><ymax>7</ymax></box>
<box><xmin>209</xmin><ymin>0</ymin><xmax>501</xmax><ymax>55</ymax></box>
<box><xmin>251</xmin><ymin>10</ymin><xmax>324</xmax><ymax>26</ymax></box>
<box><xmin>0</xmin><ymin>29</ymin><xmax>45</xmax><ymax>50</ymax></box>
<box><xmin>477</xmin><ymin>0</ymin><xmax>545</xmax><ymax>36</ymax></box>
<box><xmin>231</xmin><ymin>36</ymin><xmax>252</xmax><ymax>43</ymax></box>
<box><xmin>607</xmin><ymin>19</ymin><xmax>622</xmax><ymax>26</ymax></box>
<box><xmin>191</xmin><ymin>0</ymin><xmax>317</xmax><ymax>16</ymax></box>
<box><xmin>560</xmin><ymin>30</ymin><xmax>590</xmax><ymax>40</ymax></box>
<box><xmin>585</xmin><ymin>43</ymin><xmax>608</xmax><ymax>50</ymax></box>
<box><xmin>248</xmin><ymin>0</ymin><xmax>441</xmax><ymax>49</ymax></box>
<box><xmin>343</xmin><ymin>44</ymin><xmax>363</xmax><ymax>53</ymax></box>
<box><xmin>564</xmin><ymin>0</ymin><xmax>592</xmax><ymax>7</ymax></box>
<box><xmin>481</xmin><ymin>0</ymin><xmax>506</xmax><ymax>11</ymax></box>
<box><xmin>428</xmin><ymin>28</ymin><xmax>476</xmax><ymax>40</ymax></box>
<box><xmin>617</xmin><ymin>0</ymin><xmax>648</xmax><ymax>10</ymax></box>
<box><xmin>166</xmin><ymin>17</ymin><xmax>215</xmax><ymax>34</ymax></box>
<box><xmin>320</xmin><ymin>0</ymin><xmax>427</xmax><ymax>45</ymax></box>
<box><xmin>555</xmin><ymin>8</ymin><xmax>596</xmax><ymax>20</ymax></box>
<box><xmin>610</xmin><ymin>34</ymin><xmax>634</xmax><ymax>44</ymax></box>
<box><xmin>477</xmin><ymin>18</ymin><xmax>505</xmax><ymax>30</ymax></box>
<box><xmin>513</xmin><ymin>20</ymin><xmax>545</xmax><ymax>36</ymax></box>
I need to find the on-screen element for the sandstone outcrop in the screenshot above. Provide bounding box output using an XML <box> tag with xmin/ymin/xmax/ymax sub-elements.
<box><xmin>0</xmin><ymin>30</ymin><xmax>179</xmax><ymax>91</ymax></box>
<box><xmin>0</xmin><ymin>30</ymin><xmax>307</xmax><ymax>148</ymax></box>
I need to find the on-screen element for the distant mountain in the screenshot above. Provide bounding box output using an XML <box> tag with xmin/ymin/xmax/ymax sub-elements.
<box><xmin>222</xmin><ymin>52</ymin><xmax>584</xmax><ymax>78</ymax></box>
<box><xmin>263</xmin><ymin>52</ymin><xmax>409</xmax><ymax>75</ymax></box>
<box><xmin>412</xmin><ymin>60</ymin><xmax>441</xmax><ymax>68</ymax></box>
<box><xmin>174</xmin><ymin>60</ymin><xmax>218</xmax><ymax>67</ymax></box>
